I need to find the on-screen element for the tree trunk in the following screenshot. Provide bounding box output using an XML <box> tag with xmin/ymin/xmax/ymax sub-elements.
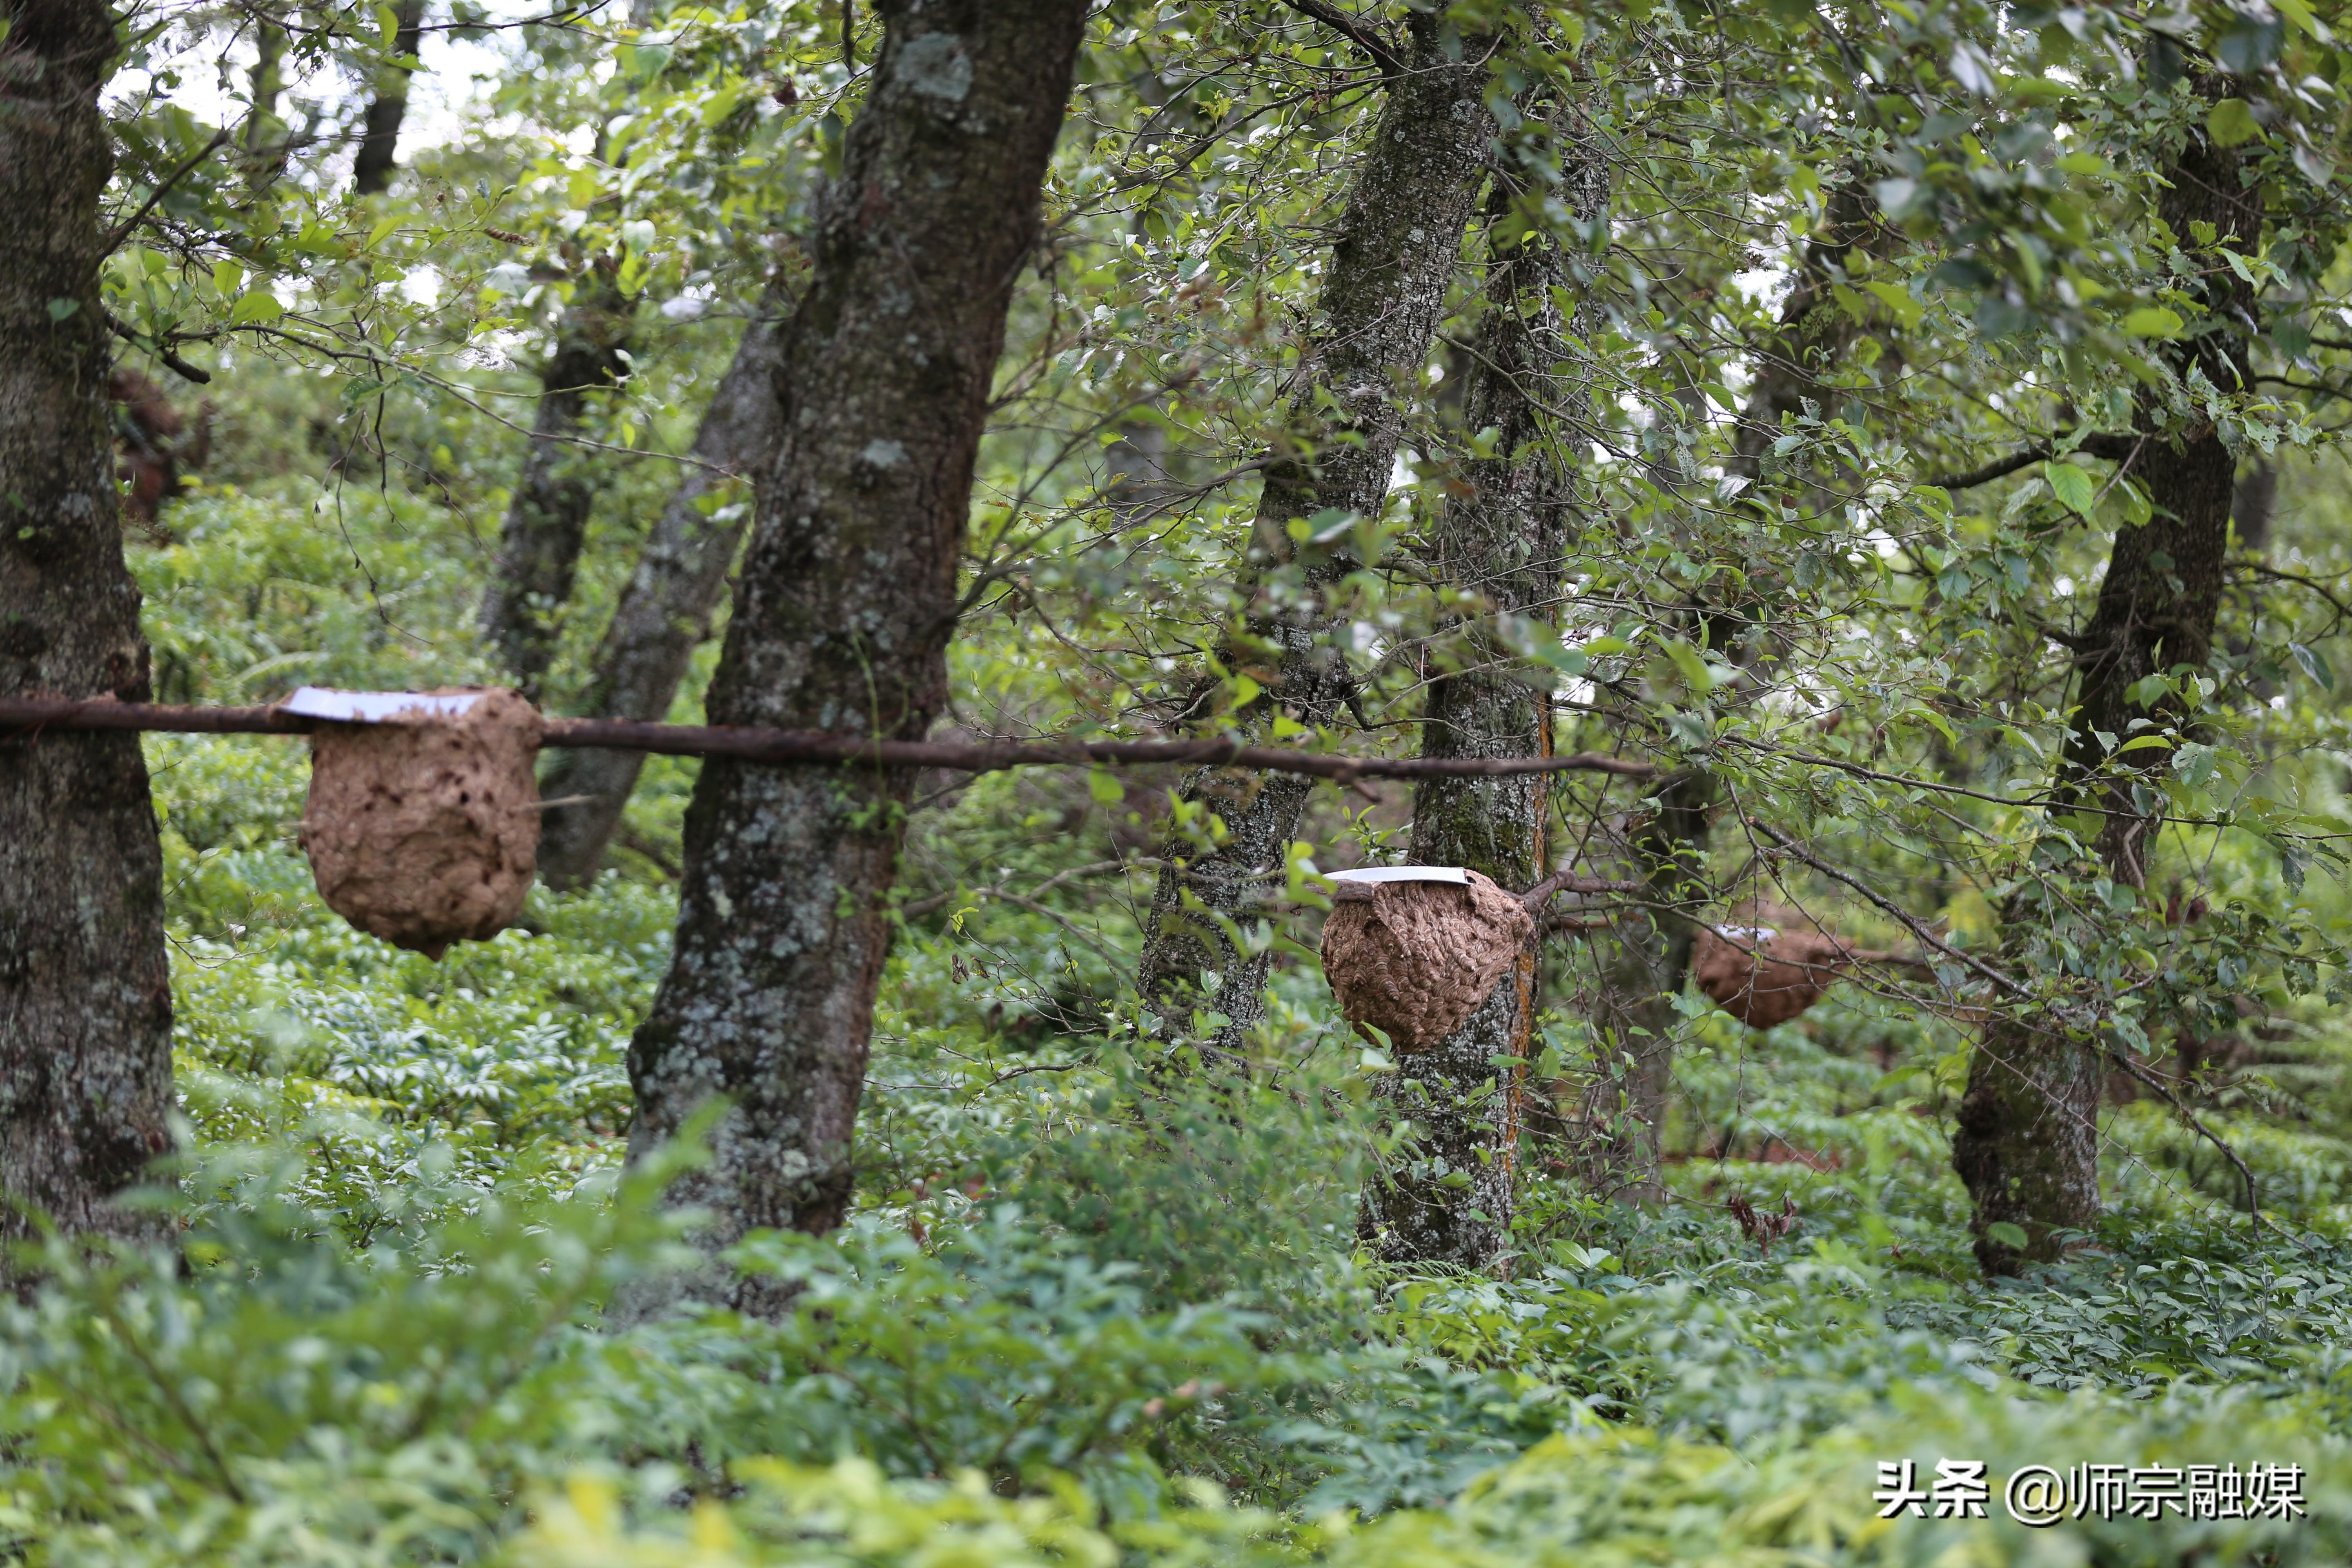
<box><xmin>1955</xmin><ymin>81</ymin><xmax>2259</xmax><ymax>1275</ymax></box>
<box><xmin>0</xmin><ymin>0</ymin><xmax>176</xmax><ymax>1265</ymax></box>
<box><xmin>1728</xmin><ymin>182</ymin><xmax>1879</xmax><ymax>476</ymax></box>
<box><xmin>536</xmin><ymin>275</ymin><xmax>793</xmax><ymax>886</ymax></box>
<box><xmin>242</xmin><ymin>8</ymin><xmax>288</xmax><ymax>188</ymax></box>
<box><xmin>1135</xmin><ymin>17</ymin><xmax>1497</xmax><ymax>1051</ymax></box>
<box><xmin>621</xmin><ymin>0</ymin><xmax>1089</xmax><ymax>1312</ymax></box>
<box><xmin>1575</xmin><ymin>770</ymin><xmax>1713</xmax><ymax>1202</ymax></box>
<box><xmin>1564</xmin><ymin>188</ymin><xmax>1875</xmax><ymax>1200</ymax></box>
<box><xmin>1359</xmin><ymin>169</ymin><xmax>1579</xmax><ymax>1268</ymax></box>
<box><xmin>351</xmin><ymin>0</ymin><xmax>424</xmax><ymax>196</ymax></box>
<box><xmin>476</xmin><ymin>273</ymin><xmax>633</xmax><ymax>701</ymax></box>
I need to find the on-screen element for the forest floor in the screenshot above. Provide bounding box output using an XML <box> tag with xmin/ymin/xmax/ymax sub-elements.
<box><xmin>10</xmin><ymin>481</ymin><xmax>2350</xmax><ymax>1566</ymax></box>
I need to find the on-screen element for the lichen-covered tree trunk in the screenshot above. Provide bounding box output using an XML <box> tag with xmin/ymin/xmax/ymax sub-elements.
<box><xmin>1136</xmin><ymin>18</ymin><xmax>1497</xmax><ymax>1051</ymax></box>
<box><xmin>622</xmin><ymin>0</ymin><xmax>1089</xmax><ymax>1312</ymax></box>
<box><xmin>1359</xmin><ymin>174</ymin><xmax>1576</xmax><ymax>1267</ymax></box>
<box><xmin>351</xmin><ymin>0</ymin><xmax>424</xmax><ymax>196</ymax></box>
<box><xmin>0</xmin><ymin>0</ymin><xmax>175</xmax><ymax>1264</ymax></box>
<box><xmin>537</xmin><ymin>274</ymin><xmax>793</xmax><ymax>887</ymax></box>
<box><xmin>476</xmin><ymin>274</ymin><xmax>634</xmax><ymax>701</ymax></box>
<box><xmin>1577</xmin><ymin>770</ymin><xmax>1714</xmax><ymax>1202</ymax></box>
<box><xmin>243</xmin><ymin>8</ymin><xmax>288</xmax><ymax>188</ymax></box>
<box><xmin>1955</xmin><ymin>91</ymin><xmax>2259</xmax><ymax>1274</ymax></box>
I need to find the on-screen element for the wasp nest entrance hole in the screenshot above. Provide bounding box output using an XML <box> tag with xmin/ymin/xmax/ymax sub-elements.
<box><xmin>297</xmin><ymin>688</ymin><xmax>543</xmax><ymax>960</ymax></box>
<box><xmin>1692</xmin><ymin>906</ymin><xmax>1856</xmax><ymax>1029</ymax></box>
<box><xmin>1319</xmin><ymin>871</ymin><xmax>1535</xmax><ymax>1053</ymax></box>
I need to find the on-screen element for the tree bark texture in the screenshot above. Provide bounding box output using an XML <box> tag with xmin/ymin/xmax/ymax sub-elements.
<box><xmin>1728</xmin><ymin>181</ymin><xmax>1880</xmax><ymax>478</ymax></box>
<box><xmin>477</xmin><ymin>273</ymin><xmax>634</xmax><ymax>701</ymax></box>
<box><xmin>351</xmin><ymin>0</ymin><xmax>423</xmax><ymax>196</ymax></box>
<box><xmin>622</xmin><ymin>0</ymin><xmax>1089</xmax><ymax>1307</ymax></box>
<box><xmin>1136</xmin><ymin>17</ymin><xmax>1497</xmax><ymax>1050</ymax></box>
<box><xmin>242</xmin><ymin>8</ymin><xmax>287</xmax><ymax>189</ymax></box>
<box><xmin>0</xmin><ymin>0</ymin><xmax>176</xmax><ymax>1261</ymax></box>
<box><xmin>537</xmin><ymin>275</ymin><xmax>793</xmax><ymax>887</ymax></box>
<box><xmin>1359</xmin><ymin>180</ymin><xmax>1574</xmax><ymax>1268</ymax></box>
<box><xmin>1575</xmin><ymin>769</ymin><xmax>1714</xmax><ymax>1203</ymax></box>
<box><xmin>1955</xmin><ymin>86</ymin><xmax>2260</xmax><ymax>1274</ymax></box>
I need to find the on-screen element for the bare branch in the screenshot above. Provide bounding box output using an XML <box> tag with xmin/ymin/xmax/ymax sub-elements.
<box><xmin>1276</xmin><ymin>0</ymin><xmax>1406</xmax><ymax>76</ymax></box>
<box><xmin>0</xmin><ymin>698</ymin><xmax>1659</xmax><ymax>786</ymax></box>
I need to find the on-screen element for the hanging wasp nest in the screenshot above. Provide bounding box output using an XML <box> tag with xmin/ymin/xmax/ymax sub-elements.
<box><xmin>1692</xmin><ymin>906</ymin><xmax>1857</xmax><ymax>1029</ymax></box>
<box><xmin>294</xmin><ymin>688</ymin><xmax>543</xmax><ymax>960</ymax></box>
<box><xmin>1319</xmin><ymin>871</ymin><xmax>1535</xmax><ymax>1053</ymax></box>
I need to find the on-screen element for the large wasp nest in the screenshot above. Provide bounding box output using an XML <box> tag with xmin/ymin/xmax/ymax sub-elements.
<box><xmin>1692</xmin><ymin>910</ymin><xmax>1857</xmax><ymax>1029</ymax></box>
<box><xmin>1320</xmin><ymin>870</ymin><xmax>1535</xmax><ymax>1053</ymax></box>
<box><xmin>294</xmin><ymin>688</ymin><xmax>543</xmax><ymax>960</ymax></box>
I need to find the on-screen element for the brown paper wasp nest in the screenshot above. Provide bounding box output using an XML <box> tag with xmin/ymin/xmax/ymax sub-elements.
<box><xmin>1691</xmin><ymin>907</ymin><xmax>1859</xmax><ymax>1029</ymax></box>
<box><xmin>284</xmin><ymin>687</ymin><xmax>543</xmax><ymax>960</ymax></box>
<box><xmin>1320</xmin><ymin>868</ymin><xmax>1535</xmax><ymax>1053</ymax></box>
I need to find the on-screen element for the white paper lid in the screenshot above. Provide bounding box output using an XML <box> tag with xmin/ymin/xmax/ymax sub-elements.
<box><xmin>280</xmin><ymin>687</ymin><xmax>483</xmax><ymax>723</ymax></box>
<box><xmin>1329</xmin><ymin>866</ymin><xmax>1470</xmax><ymax>885</ymax></box>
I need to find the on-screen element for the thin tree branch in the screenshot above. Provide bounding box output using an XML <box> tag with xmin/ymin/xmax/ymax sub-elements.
<box><xmin>2106</xmin><ymin>1049</ymin><xmax>2263</xmax><ymax>1227</ymax></box>
<box><xmin>1276</xmin><ymin>0</ymin><xmax>1406</xmax><ymax>76</ymax></box>
<box><xmin>0</xmin><ymin>697</ymin><xmax>1659</xmax><ymax>785</ymax></box>
<box><xmin>104</xmin><ymin>310</ymin><xmax>213</xmax><ymax>385</ymax></box>
<box><xmin>1920</xmin><ymin>434</ymin><xmax>2139</xmax><ymax>492</ymax></box>
<box><xmin>1746</xmin><ymin>816</ymin><xmax>2027</xmax><ymax>998</ymax></box>
<box><xmin>102</xmin><ymin>127</ymin><xmax>231</xmax><ymax>253</ymax></box>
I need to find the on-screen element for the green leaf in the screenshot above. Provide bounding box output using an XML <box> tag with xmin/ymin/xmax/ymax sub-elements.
<box><xmin>1663</xmin><ymin>639</ymin><xmax>1717</xmax><ymax>694</ymax></box>
<box><xmin>2043</xmin><ymin>461</ymin><xmax>2098</xmax><ymax>516</ymax></box>
<box><xmin>2207</xmin><ymin>98</ymin><xmax>2261</xmax><ymax>148</ymax></box>
<box><xmin>2122</xmin><ymin>306</ymin><xmax>2184</xmax><ymax>338</ymax></box>
<box><xmin>1864</xmin><ymin>281</ymin><xmax>1924</xmax><ymax>328</ymax></box>
<box><xmin>228</xmin><ymin>290</ymin><xmax>284</xmax><ymax>325</ymax></box>
<box><xmin>2290</xmin><ymin>641</ymin><xmax>2334</xmax><ymax>690</ymax></box>
<box><xmin>211</xmin><ymin>259</ymin><xmax>245</xmax><ymax>297</ymax></box>
<box><xmin>44</xmin><ymin>297</ymin><xmax>80</xmax><ymax>323</ymax></box>
<box><xmin>1086</xmin><ymin>767</ymin><xmax>1124</xmax><ymax>806</ymax></box>
<box><xmin>1986</xmin><ymin>1221</ymin><xmax>2031</xmax><ymax>1250</ymax></box>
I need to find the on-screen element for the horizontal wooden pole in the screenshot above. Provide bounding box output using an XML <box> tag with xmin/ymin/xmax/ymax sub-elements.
<box><xmin>0</xmin><ymin>699</ymin><xmax>1659</xmax><ymax>784</ymax></box>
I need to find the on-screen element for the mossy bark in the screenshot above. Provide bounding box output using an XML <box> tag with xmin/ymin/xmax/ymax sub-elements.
<box><xmin>1359</xmin><ymin>169</ymin><xmax>1579</xmax><ymax>1266</ymax></box>
<box><xmin>351</xmin><ymin>0</ymin><xmax>424</xmax><ymax>196</ymax></box>
<box><xmin>537</xmin><ymin>273</ymin><xmax>793</xmax><ymax>887</ymax></box>
<box><xmin>1577</xmin><ymin>771</ymin><xmax>1713</xmax><ymax>1203</ymax></box>
<box><xmin>621</xmin><ymin>0</ymin><xmax>1089</xmax><ymax>1314</ymax></box>
<box><xmin>0</xmin><ymin>0</ymin><xmax>176</xmax><ymax>1266</ymax></box>
<box><xmin>477</xmin><ymin>274</ymin><xmax>634</xmax><ymax>702</ymax></box>
<box><xmin>1136</xmin><ymin>16</ymin><xmax>1498</xmax><ymax>1052</ymax></box>
<box><xmin>1956</xmin><ymin>84</ymin><xmax>2259</xmax><ymax>1274</ymax></box>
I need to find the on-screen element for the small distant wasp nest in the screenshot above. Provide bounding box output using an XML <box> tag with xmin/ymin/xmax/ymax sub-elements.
<box><xmin>1320</xmin><ymin>871</ymin><xmax>1535</xmax><ymax>1053</ymax></box>
<box><xmin>294</xmin><ymin>689</ymin><xmax>543</xmax><ymax>959</ymax></box>
<box><xmin>1692</xmin><ymin>909</ymin><xmax>1856</xmax><ymax>1029</ymax></box>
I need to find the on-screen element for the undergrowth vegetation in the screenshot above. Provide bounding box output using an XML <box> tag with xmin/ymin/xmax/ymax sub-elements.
<box><xmin>4</xmin><ymin>470</ymin><xmax>2348</xmax><ymax>1564</ymax></box>
<box><xmin>16</xmin><ymin>0</ymin><xmax>2352</xmax><ymax>1561</ymax></box>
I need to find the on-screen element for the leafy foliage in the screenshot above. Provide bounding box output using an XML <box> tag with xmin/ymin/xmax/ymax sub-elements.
<box><xmin>16</xmin><ymin>0</ymin><xmax>2352</xmax><ymax>1561</ymax></box>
